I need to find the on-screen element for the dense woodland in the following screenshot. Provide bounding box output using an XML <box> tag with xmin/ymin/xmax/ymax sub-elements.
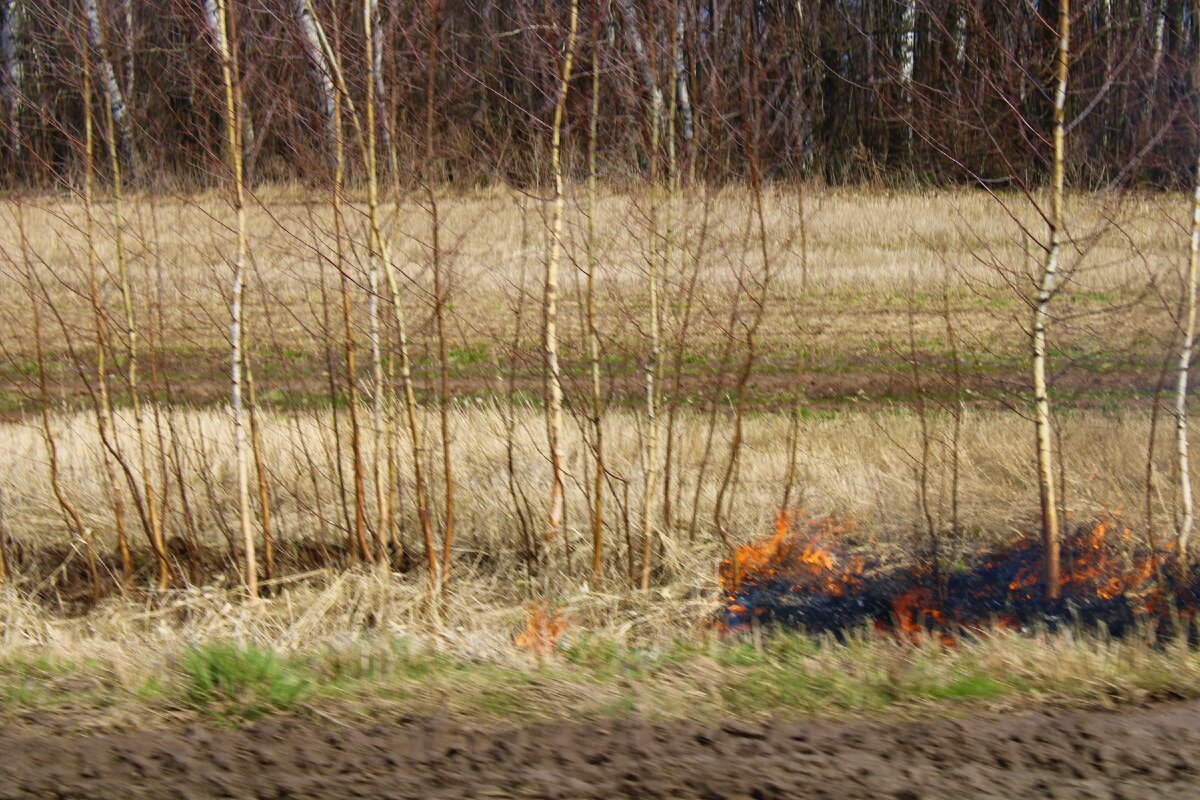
<box><xmin>0</xmin><ymin>0</ymin><xmax>1196</xmax><ymax>188</ymax></box>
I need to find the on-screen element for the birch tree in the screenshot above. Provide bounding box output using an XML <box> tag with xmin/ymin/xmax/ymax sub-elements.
<box><xmin>672</xmin><ymin>3</ymin><xmax>693</xmax><ymax>174</ymax></box>
<box><xmin>0</xmin><ymin>0</ymin><xmax>19</xmax><ymax>159</ymax></box>
<box><xmin>898</xmin><ymin>0</ymin><xmax>916</xmax><ymax>143</ymax></box>
<box><xmin>205</xmin><ymin>0</ymin><xmax>257</xmax><ymax>597</ymax></box>
<box><xmin>615</xmin><ymin>0</ymin><xmax>663</xmax><ymax>148</ymax></box>
<box><xmin>587</xmin><ymin>1</ymin><xmax>605</xmax><ymax>586</ymax></box>
<box><xmin>545</xmin><ymin>0</ymin><xmax>578</xmax><ymax>544</ymax></box>
<box><xmin>298</xmin><ymin>0</ymin><xmax>438</xmax><ymax>587</ymax></box>
<box><xmin>85</xmin><ymin>0</ymin><xmax>134</xmax><ymax>177</ymax></box>
<box><xmin>291</xmin><ymin>0</ymin><xmax>337</xmax><ymax>165</ymax></box>
<box><xmin>1032</xmin><ymin>0</ymin><xmax>1070</xmax><ymax>600</ymax></box>
<box><xmin>424</xmin><ymin>0</ymin><xmax>457</xmax><ymax>584</ymax></box>
<box><xmin>1175</xmin><ymin>0</ymin><xmax>1200</xmax><ymax>570</ymax></box>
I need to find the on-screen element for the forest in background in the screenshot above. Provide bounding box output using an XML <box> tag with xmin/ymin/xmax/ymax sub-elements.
<box><xmin>0</xmin><ymin>0</ymin><xmax>1196</xmax><ymax>189</ymax></box>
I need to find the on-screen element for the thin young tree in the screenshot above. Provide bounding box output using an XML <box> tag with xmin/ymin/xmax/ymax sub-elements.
<box><xmin>206</xmin><ymin>0</ymin><xmax>257</xmax><ymax>597</ymax></box>
<box><xmin>95</xmin><ymin>7</ymin><xmax>168</xmax><ymax>590</ymax></box>
<box><xmin>301</xmin><ymin>0</ymin><xmax>438</xmax><ymax>586</ymax></box>
<box><xmin>14</xmin><ymin>205</ymin><xmax>101</xmax><ymax>600</ymax></box>
<box><xmin>1175</xmin><ymin>0</ymin><xmax>1200</xmax><ymax>571</ymax></box>
<box><xmin>84</xmin><ymin>0</ymin><xmax>133</xmax><ymax>177</ymax></box>
<box><xmin>586</xmin><ymin>1</ymin><xmax>605</xmax><ymax>586</ymax></box>
<box><xmin>423</xmin><ymin>0</ymin><xmax>456</xmax><ymax>585</ymax></box>
<box><xmin>637</xmin><ymin>9</ymin><xmax>663</xmax><ymax>591</ymax></box>
<box><xmin>545</xmin><ymin>0</ymin><xmax>578</xmax><ymax>545</ymax></box>
<box><xmin>1032</xmin><ymin>0</ymin><xmax>1070</xmax><ymax>599</ymax></box>
<box><xmin>80</xmin><ymin>28</ymin><xmax>131</xmax><ymax>579</ymax></box>
<box><xmin>330</xmin><ymin>84</ymin><xmax>369</xmax><ymax>564</ymax></box>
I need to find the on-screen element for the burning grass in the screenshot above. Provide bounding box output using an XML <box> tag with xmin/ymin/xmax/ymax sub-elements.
<box><xmin>1</xmin><ymin>559</ymin><xmax>1200</xmax><ymax>731</ymax></box>
<box><xmin>720</xmin><ymin>511</ymin><xmax>1194</xmax><ymax>641</ymax></box>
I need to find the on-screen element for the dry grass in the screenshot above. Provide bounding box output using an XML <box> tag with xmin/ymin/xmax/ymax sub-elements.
<box><xmin>0</xmin><ymin>186</ymin><xmax>1179</xmax><ymax>374</ymax></box>
<box><xmin>2</xmin><ymin>570</ymin><xmax>1199</xmax><ymax>730</ymax></box>
<box><xmin>0</xmin><ymin>186</ymin><xmax>1192</xmax><ymax>726</ymax></box>
<box><xmin>0</xmin><ymin>403</ymin><xmax>1180</xmax><ymax>582</ymax></box>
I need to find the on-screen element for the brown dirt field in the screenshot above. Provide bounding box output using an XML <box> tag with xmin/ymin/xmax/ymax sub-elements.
<box><xmin>2</xmin><ymin>703</ymin><xmax>1199</xmax><ymax>799</ymax></box>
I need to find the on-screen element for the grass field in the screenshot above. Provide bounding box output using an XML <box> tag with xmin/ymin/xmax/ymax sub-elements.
<box><xmin>0</xmin><ymin>187</ymin><xmax>1178</xmax><ymax>412</ymax></box>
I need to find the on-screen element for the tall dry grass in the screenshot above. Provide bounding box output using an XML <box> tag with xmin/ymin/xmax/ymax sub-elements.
<box><xmin>0</xmin><ymin>403</ymin><xmax>1176</xmax><ymax>582</ymax></box>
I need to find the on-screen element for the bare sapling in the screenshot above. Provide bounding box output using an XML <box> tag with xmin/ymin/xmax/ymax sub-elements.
<box><xmin>586</xmin><ymin>2</ymin><xmax>605</xmax><ymax>586</ymax></box>
<box><xmin>545</xmin><ymin>0</ymin><xmax>579</xmax><ymax>549</ymax></box>
<box><xmin>301</xmin><ymin>0</ymin><xmax>438</xmax><ymax>587</ymax></box>
<box><xmin>19</xmin><ymin>215</ymin><xmax>100</xmax><ymax>601</ymax></box>
<box><xmin>330</xmin><ymin>87</ymin><xmax>370</xmax><ymax>563</ymax></box>
<box><xmin>1032</xmin><ymin>0</ymin><xmax>1070</xmax><ymax>599</ymax></box>
<box><xmin>423</xmin><ymin>0</ymin><xmax>456</xmax><ymax>585</ymax></box>
<box><xmin>1175</xmin><ymin>0</ymin><xmax>1200</xmax><ymax>571</ymax></box>
<box><xmin>502</xmin><ymin>201</ymin><xmax>539</xmax><ymax>576</ymax></box>
<box><xmin>80</xmin><ymin>28</ymin><xmax>131</xmax><ymax>578</ymax></box>
<box><xmin>638</xmin><ymin>9</ymin><xmax>663</xmax><ymax>591</ymax></box>
<box><xmin>97</xmin><ymin>10</ymin><xmax>168</xmax><ymax>590</ymax></box>
<box><xmin>207</xmin><ymin>0</ymin><xmax>257</xmax><ymax>598</ymax></box>
<box><xmin>244</xmin><ymin>358</ymin><xmax>274</xmax><ymax>583</ymax></box>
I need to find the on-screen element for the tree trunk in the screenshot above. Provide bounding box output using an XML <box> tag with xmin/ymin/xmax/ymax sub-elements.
<box><xmin>1032</xmin><ymin>0</ymin><xmax>1069</xmax><ymax>601</ymax></box>
<box><xmin>545</xmin><ymin>0</ymin><xmax>578</xmax><ymax>546</ymax></box>
<box><xmin>291</xmin><ymin>0</ymin><xmax>338</xmax><ymax>168</ymax></box>
<box><xmin>1175</xmin><ymin>0</ymin><xmax>1200</xmax><ymax>570</ymax></box>
<box><xmin>368</xmin><ymin>0</ymin><xmax>396</xmax><ymax>180</ymax></box>
<box><xmin>81</xmin><ymin>43</ymin><xmax>132</xmax><ymax>579</ymax></box>
<box><xmin>85</xmin><ymin>0</ymin><xmax>134</xmax><ymax>179</ymax></box>
<box><xmin>615</xmin><ymin>0</ymin><xmax>664</xmax><ymax>151</ymax></box>
<box><xmin>587</xmin><ymin>4</ymin><xmax>605</xmax><ymax>587</ymax></box>
<box><xmin>672</xmin><ymin>4</ymin><xmax>693</xmax><ymax>170</ymax></box>
<box><xmin>207</xmin><ymin>0</ymin><xmax>257</xmax><ymax>598</ymax></box>
<box><xmin>0</xmin><ymin>0</ymin><xmax>20</xmax><ymax>160</ymax></box>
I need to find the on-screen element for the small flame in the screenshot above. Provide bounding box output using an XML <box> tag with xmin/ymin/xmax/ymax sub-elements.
<box><xmin>719</xmin><ymin>510</ymin><xmax>860</xmax><ymax>602</ymax></box>
<box><xmin>516</xmin><ymin>602</ymin><xmax>570</xmax><ymax>658</ymax></box>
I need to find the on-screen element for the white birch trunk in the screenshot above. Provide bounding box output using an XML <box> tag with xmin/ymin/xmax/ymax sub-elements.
<box><xmin>545</xmin><ymin>0</ymin><xmax>578</xmax><ymax>541</ymax></box>
<box><xmin>899</xmin><ymin>0</ymin><xmax>916</xmax><ymax>147</ymax></box>
<box><xmin>1150</xmin><ymin>1</ymin><xmax>1165</xmax><ymax>102</ymax></box>
<box><xmin>1032</xmin><ymin>0</ymin><xmax>1069</xmax><ymax>600</ymax></box>
<box><xmin>0</xmin><ymin>0</ymin><xmax>20</xmax><ymax>156</ymax></box>
<box><xmin>672</xmin><ymin>5</ymin><xmax>693</xmax><ymax>152</ymax></box>
<box><xmin>85</xmin><ymin>0</ymin><xmax>133</xmax><ymax>176</ymax></box>
<box><xmin>615</xmin><ymin>0</ymin><xmax>663</xmax><ymax>144</ymax></box>
<box><xmin>367</xmin><ymin>0</ymin><xmax>396</xmax><ymax>177</ymax></box>
<box><xmin>899</xmin><ymin>0</ymin><xmax>916</xmax><ymax>90</ymax></box>
<box><xmin>291</xmin><ymin>0</ymin><xmax>338</xmax><ymax>166</ymax></box>
<box><xmin>120</xmin><ymin>0</ymin><xmax>133</xmax><ymax>103</ymax></box>
<box><xmin>206</xmin><ymin>0</ymin><xmax>257</xmax><ymax>597</ymax></box>
<box><xmin>1175</xmin><ymin>16</ymin><xmax>1200</xmax><ymax>567</ymax></box>
<box><xmin>953</xmin><ymin>7</ymin><xmax>966</xmax><ymax>68</ymax></box>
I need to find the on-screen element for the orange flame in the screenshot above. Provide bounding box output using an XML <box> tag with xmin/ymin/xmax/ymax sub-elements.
<box><xmin>719</xmin><ymin>510</ymin><xmax>860</xmax><ymax>600</ymax></box>
<box><xmin>515</xmin><ymin>602</ymin><xmax>570</xmax><ymax>658</ymax></box>
<box><xmin>722</xmin><ymin>506</ymin><xmax>1173</xmax><ymax>642</ymax></box>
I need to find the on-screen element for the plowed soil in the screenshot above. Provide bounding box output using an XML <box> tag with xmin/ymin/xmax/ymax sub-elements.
<box><xmin>2</xmin><ymin>703</ymin><xmax>1200</xmax><ymax>799</ymax></box>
